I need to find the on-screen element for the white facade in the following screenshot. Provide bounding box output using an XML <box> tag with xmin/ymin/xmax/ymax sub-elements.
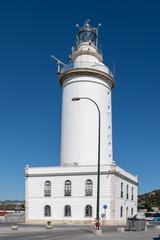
<box><xmin>25</xmin><ymin>164</ymin><xmax>138</xmax><ymax>225</ymax></box>
<box><xmin>25</xmin><ymin>21</ymin><xmax>138</xmax><ymax>225</ymax></box>
<box><xmin>60</xmin><ymin>75</ymin><xmax>113</xmax><ymax>166</ymax></box>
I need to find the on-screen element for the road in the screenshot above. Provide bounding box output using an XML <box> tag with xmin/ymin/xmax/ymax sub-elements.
<box><xmin>0</xmin><ymin>223</ymin><xmax>160</xmax><ymax>240</ymax></box>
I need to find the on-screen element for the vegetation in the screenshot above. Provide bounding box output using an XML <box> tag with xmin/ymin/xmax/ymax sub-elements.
<box><xmin>138</xmin><ymin>189</ymin><xmax>160</xmax><ymax>211</ymax></box>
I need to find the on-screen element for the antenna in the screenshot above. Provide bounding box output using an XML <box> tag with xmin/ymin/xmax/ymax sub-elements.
<box><xmin>50</xmin><ymin>55</ymin><xmax>66</xmax><ymax>74</ymax></box>
<box><xmin>96</xmin><ymin>22</ymin><xmax>102</xmax><ymax>48</ymax></box>
<box><xmin>50</xmin><ymin>55</ymin><xmax>66</xmax><ymax>66</ymax></box>
<box><xmin>76</xmin><ymin>24</ymin><xmax>80</xmax><ymax>29</ymax></box>
<box><xmin>85</xmin><ymin>19</ymin><xmax>91</xmax><ymax>25</ymax></box>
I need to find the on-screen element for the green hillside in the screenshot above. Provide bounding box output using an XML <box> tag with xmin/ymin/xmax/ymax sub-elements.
<box><xmin>138</xmin><ymin>189</ymin><xmax>160</xmax><ymax>210</ymax></box>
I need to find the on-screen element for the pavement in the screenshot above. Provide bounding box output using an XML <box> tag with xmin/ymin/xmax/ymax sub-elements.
<box><xmin>0</xmin><ymin>222</ymin><xmax>160</xmax><ymax>240</ymax></box>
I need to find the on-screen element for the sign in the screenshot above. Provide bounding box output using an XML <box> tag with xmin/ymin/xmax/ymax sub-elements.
<box><xmin>101</xmin><ymin>213</ymin><xmax>105</xmax><ymax>218</ymax></box>
<box><xmin>103</xmin><ymin>204</ymin><xmax>107</xmax><ymax>209</ymax></box>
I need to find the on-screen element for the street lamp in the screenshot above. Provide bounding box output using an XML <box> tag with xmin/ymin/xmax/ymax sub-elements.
<box><xmin>72</xmin><ymin>97</ymin><xmax>101</xmax><ymax>230</ymax></box>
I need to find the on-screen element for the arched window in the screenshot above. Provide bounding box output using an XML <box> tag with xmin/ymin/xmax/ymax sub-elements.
<box><xmin>85</xmin><ymin>179</ymin><xmax>93</xmax><ymax>196</ymax></box>
<box><xmin>64</xmin><ymin>180</ymin><xmax>71</xmax><ymax>196</ymax></box>
<box><xmin>44</xmin><ymin>181</ymin><xmax>51</xmax><ymax>197</ymax></box>
<box><xmin>121</xmin><ymin>182</ymin><xmax>123</xmax><ymax>198</ymax></box>
<box><xmin>64</xmin><ymin>205</ymin><xmax>71</xmax><ymax>217</ymax></box>
<box><xmin>44</xmin><ymin>205</ymin><xmax>51</xmax><ymax>217</ymax></box>
<box><xmin>120</xmin><ymin>206</ymin><xmax>123</xmax><ymax>218</ymax></box>
<box><xmin>85</xmin><ymin>205</ymin><xmax>92</xmax><ymax>217</ymax></box>
<box><xmin>126</xmin><ymin>184</ymin><xmax>129</xmax><ymax>199</ymax></box>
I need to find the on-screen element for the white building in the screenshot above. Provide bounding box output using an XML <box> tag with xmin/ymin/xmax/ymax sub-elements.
<box><xmin>25</xmin><ymin>20</ymin><xmax>138</xmax><ymax>225</ymax></box>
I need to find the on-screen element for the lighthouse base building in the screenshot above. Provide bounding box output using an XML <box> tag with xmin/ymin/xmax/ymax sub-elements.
<box><xmin>25</xmin><ymin>164</ymin><xmax>137</xmax><ymax>225</ymax></box>
<box><xmin>25</xmin><ymin>21</ymin><xmax>138</xmax><ymax>225</ymax></box>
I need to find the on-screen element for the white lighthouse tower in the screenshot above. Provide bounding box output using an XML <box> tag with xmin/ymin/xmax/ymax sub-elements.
<box><xmin>60</xmin><ymin>20</ymin><xmax>114</xmax><ymax>167</ymax></box>
<box><xmin>25</xmin><ymin>20</ymin><xmax>138</xmax><ymax>225</ymax></box>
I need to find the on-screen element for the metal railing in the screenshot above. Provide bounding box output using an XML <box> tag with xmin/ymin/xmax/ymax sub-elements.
<box><xmin>5</xmin><ymin>212</ymin><xmax>25</xmax><ymax>223</ymax></box>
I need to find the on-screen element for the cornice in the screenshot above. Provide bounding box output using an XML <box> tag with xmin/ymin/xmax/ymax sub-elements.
<box><xmin>59</xmin><ymin>68</ymin><xmax>115</xmax><ymax>89</ymax></box>
<box><xmin>25</xmin><ymin>170</ymin><xmax>138</xmax><ymax>186</ymax></box>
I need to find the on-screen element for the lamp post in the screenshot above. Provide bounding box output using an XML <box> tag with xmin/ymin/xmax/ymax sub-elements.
<box><xmin>72</xmin><ymin>97</ymin><xmax>101</xmax><ymax>230</ymax></box>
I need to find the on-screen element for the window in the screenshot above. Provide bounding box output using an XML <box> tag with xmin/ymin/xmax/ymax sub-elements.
<box><xmin>126</xmin><ymin>185</ymin><xmax>129</xmax><ymax>199</ymax></box>
<box><xmin>120</xmin><ymin>206</ymin><xmax>123</xmax><ymax>218</ymax></box>
<box><xmin>85</xmin><ymin>179</ymin><xmax>93</xmax><ymax>196</ymax></box>
<box><xmin>44</xmin><ymin>205</ymin><xmax>51</xmax><ymax>217</ymax></box>
<box><xmin>131</xmin><ymin>187</ymin><xmax>134</xmax><ymax>200</ymax></box>
<box><xmin>64</xmin><ymin>205</ymin><xmax>71</xmax><ymax>217</ymax></box>
<box><xmin>121</xmin><ymin>182</ymin><xmax>123</xmax><ymax>198</ymax></box>
<box><xmin>85</xmin><ymin>205</ymin><xmax>92</xmax><ymax>217</ymax></box>
<box><xmin>126</xmin><ymin>207</ymin><xmax>128</xmax><ymax>218</ymax></box>
<box><xmin>64</xmin><ymin>180</ymin><xmax>71</xmax><ymax>196</ymax></box>
<box><xmin>131</xmin><ymin>208</ymin><xmax>134</xmax><ymax>215</ymax></box>
<box><xmin>44</xmin><ymin>181</ymin><xmax>51</xmax><ymax>197</ymax></box>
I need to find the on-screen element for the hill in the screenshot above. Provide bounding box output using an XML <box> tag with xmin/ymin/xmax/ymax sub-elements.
<box><xmin>0</xmin><ymin>200</ymin><xmax>24</xmax><ymax>211</ymax></box>
<box><xmin>138</xmin><ymin>189</ymin><xmax>160</xmax><ymax>211</ymax></box>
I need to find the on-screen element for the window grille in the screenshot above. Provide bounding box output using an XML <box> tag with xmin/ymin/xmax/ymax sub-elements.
<box><xmin>64</xmin><ymin>180</ymin><xmax>71</xmax><ymax>196</ymax></box>
<box><xmin>44</xmin><ymin>205</ymin><xmax>51</xmax><ymax>217</ymax></box>
<box><xmin>85</xmin><ymin>205</ymin><xmax>92</xmax><ymax>217</ymax></box>
<box><xmin>85</xmin><ymin>179</ymin><xmax>93</xmax><ymax>196</ymax></box>
<box><xmin>64</xmin><ymin>205</ymin><xmax>71</xmax><ymax>216</ymax></box>
<box><xmin>120</xmin><ymin>206</ymin><xmax>123</xmax><ymax>218</ymax></box>
<box><xmin>44</xmin><ymin>181</ymin><xmax>51</xmax><ymax>197</ymax></box>
<box><xmin>121</xmin><ymin>182</ymin><xmax>123</xmax><ymax>198</ymax></box>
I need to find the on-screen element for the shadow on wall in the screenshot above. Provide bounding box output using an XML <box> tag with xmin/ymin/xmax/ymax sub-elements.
<box><xmin>153</xmin><ymin>236</ymin><xmax>160</xmax><ymax>240</ymax></box>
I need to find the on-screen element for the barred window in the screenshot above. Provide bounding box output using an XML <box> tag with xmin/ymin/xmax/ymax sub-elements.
<box><xmin>64</xmin><ymin>180</ymin><xmax>71</xmax><ymax>196</ymax></box>
<box><xmin>126</xmin><ymin>207</ymin><xmax>128</xmax><ymax>218</ymax></box>
<box><xmin>85</xmin><ymin>179</ymin><xmax>93</xmax><ymax>196</ymax></box>
<box><xmin>120</xmin><ymin>206</ymin><xmax>123</xmax><ymax>218</ymax></box>
<box><xmin>126</xmin><ymin>184</ymin><xmax>129</xmax><ymax>199</ymax></box>
<box><xmin>131</xmin><ymin>187</ymin><xmax>134</xmax><ymax>200</ymax></box>
<box><xmin>121</xmin><ymin>182</ymin><xmax>123</xmax><ymax>198</ymax></box>
<box><xmin>131</xmin><ymin>208</ymin><xmax>134</xmax><ymax>215</ymax></box>
<box><xmin>64</xmin><ymin>205</ymin><xmax>71</xmax><ymax>217</ymax></box>
<box><xmin>44</xmin><ymin>205</ymin><xmax>51</xmax><ymax>217</ymax></box>
<box><xmin>44</xmin><ymin>181</ymin><xmax>51</xmax><ymax>197</ymax></box>
<box><xmin>85</xmin><ymin>205</ymin><xmax>92</xmax><ymax>217</ymax></box>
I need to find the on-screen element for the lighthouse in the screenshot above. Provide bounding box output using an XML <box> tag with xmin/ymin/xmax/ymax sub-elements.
<box><xmin>25</xmin><ymin>20</ymin><xmax>138</xmax><ymax>226</ymax></box>
<box><xmin>60</xmin><ymin>20</ymin><xmax>114</xmax><ymax>167</ymax></box>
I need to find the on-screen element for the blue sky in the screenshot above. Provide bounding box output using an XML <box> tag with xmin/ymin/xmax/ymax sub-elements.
<box><xmin>0</xmin><ymin>0</ymin><xmax>160</xmax><ymax>200</ymax></box>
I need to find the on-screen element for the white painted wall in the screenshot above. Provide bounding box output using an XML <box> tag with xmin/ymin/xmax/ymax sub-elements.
<box><xmin>114</xmin><ymin>175</ymin><xmax>138</xmax><ymax>221</ymax></box>
<box><xmin>26</xmin><ymin>173</ymin><xmax>111</xmax><ymax>221</ymax></box>
<box><xmin>60</xmin><ymin>76</ymin><xmax>113</xmax><ymax>167</ymax></box>
<box><xmin>25</xmin><ymin>165</ymin><xmax>138</xmax><ymax>223</ymax></box>
<box><xmin>60</xmin><ymin>41</ymin><xmax>113</xmax><ymax>167</ymax></box>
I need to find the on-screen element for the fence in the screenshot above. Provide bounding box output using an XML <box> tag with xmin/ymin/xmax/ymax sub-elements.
<box><xmin>5</xmin><ymin>212</ymin><xmax>25</xmax><ymax>223</ymax></box>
